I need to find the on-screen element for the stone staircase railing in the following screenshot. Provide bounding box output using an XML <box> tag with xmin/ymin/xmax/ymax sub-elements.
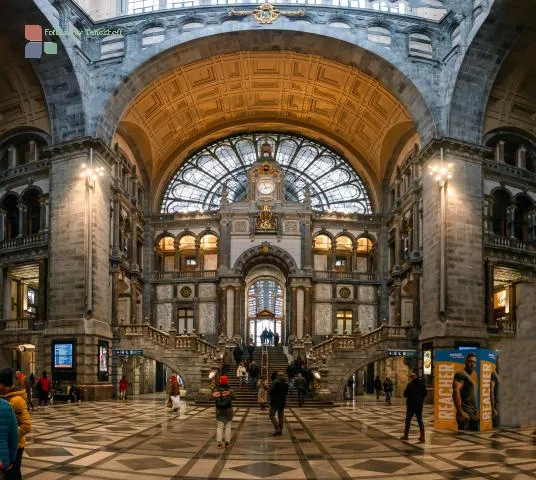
<box><xmin>119</xmin><ymin>324</ymin><xmax>219</xmax><ymax>356</ymax></box>
<box><xmin>311</xmin><ymin>325</ymin><xmax>412</xmax><ymax>357</ymax></box>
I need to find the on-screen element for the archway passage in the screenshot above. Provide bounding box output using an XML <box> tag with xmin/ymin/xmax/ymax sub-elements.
<box><xmin>247</xmin><ymin>278</ymin><xmax>285</xmax><ymax>347</ymax></box>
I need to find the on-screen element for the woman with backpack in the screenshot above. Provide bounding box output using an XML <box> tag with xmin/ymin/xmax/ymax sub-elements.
<box><xmin>211</xmin><ymin>375</ymin><xmax>234</xmax><ymax>449</ymax></box>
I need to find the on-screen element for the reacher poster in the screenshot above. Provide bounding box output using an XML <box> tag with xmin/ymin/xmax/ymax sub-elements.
<box><xmin>434</xmin><ymin>348</ymin><xmax>497</xmax><ymax>432</ymax></box>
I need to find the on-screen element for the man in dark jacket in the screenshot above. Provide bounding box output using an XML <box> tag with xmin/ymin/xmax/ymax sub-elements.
<box><xmin>269</xmin><ymin>371</ymin><xmax>289</xmax><ymax>435</ymax></box>
<box><xmin>383</xmin><ymin>377</ymin><xmax>393</xmax><ymax>405</ymax></box>
<box><xmin>400</xmin><ymin>373</ymin><xmax>427</xmax><ymax>442</ymax></box>
<box><xmin>232</xmin><ymin>345</ymin><xmax>243</xmax><ymax>366</ymax></box>
<box><xmin>247</xmin><ymin>343</ymin><xmax>255</xmax><ymax>361</ymax></box>
<box><xmin>294</xmin><ymin>373</ymin><xmax>306</xmax><ymax>407</ymax></box>
<box><xmin>248</xmin><ymin>361</ymin><xmax>260</xmax><ymax>390</ymax></box>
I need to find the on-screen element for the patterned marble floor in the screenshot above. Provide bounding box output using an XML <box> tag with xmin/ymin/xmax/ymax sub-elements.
<box><xmin>21</xmin><ymin>394</ymin><xmax>536</xmax><ymax>480</ymax></box>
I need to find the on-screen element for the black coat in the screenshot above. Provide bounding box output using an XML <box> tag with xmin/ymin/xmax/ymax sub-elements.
<box><xmin>403</xmin><ymin>378</ymin><xmax>427</xmax><ymax>409</ymax></box>
<box><xmin>269</xmin><ymin>376</ymin><xmax>289</xmax><ymax>408</ymax></box>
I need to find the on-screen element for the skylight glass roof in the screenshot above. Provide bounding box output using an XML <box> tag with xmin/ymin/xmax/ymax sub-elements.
<box><xmin>161</xmin><ymin>133</ymin><xmax>372</xmax><ymax>214</ymax></box>
<box><xmin>248</xmin><ymin>280</ymin><xmax>284</xmax><ymax>318</ymax></box>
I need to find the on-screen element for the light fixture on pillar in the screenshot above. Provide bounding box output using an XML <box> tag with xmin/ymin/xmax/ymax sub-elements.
<box><xmin>81</xmin><ymin>147</ymin><xmax>106</xmax><ymax>318</ymax></box>
<box><xmin>428</xmin><ymin>148</ymin><xmax>453</xmax><ymax>185</ymax></box>
<box><xmin>428</xmin><ymin>147</ymin><xmax>453</xmax><ymax>319</ymax></box>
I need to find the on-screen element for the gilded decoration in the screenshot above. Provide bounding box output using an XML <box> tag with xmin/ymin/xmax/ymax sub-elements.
<box><xmin>257</xmin><ymin>162</ymin><xmax>278</xmax><ymax>176</ymax></box>
<box><xmin>228</xmin><ymin>2</ymin><xmax>305</xmax><ymax>24</ymax></box>
<box><xmin>257</xmin><ymin>204</ymin><xmax>277</xmax><ymax>231</ymax></box>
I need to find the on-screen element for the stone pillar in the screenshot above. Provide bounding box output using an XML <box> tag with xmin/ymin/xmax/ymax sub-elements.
<box><xmin>516</xmin><ymin>145</ymin><xmax>527</xmax><ymax>169</ymax></box>
<box><xmin>219</xmin><ymin>217</ymin><xmax>230</xmax><ymax>268</ymax></box>
<box><xmin>233</xmin><ymin>286</ymin><xmax>241</xmax><ymax>338</ymax></box>
<box><xmin>112</xmin><ymin>196</ymin><xmax>120</xmax><ymax>250</ymax></box>
<box><xmin>7</xmin><ymin>145</ymin><xmax>16</xmax><ymax>169</ymax></box>
<box><xmin>131</xmin><ymin>217</ymin><xmax>137</xmax><ymax>267</ymax></box>
<box><xmin>226</xmin><ymin>287</ymin><xmax>234</xmax><ymax>338</ymax></box>
<box><xmin>28</xmin><ymin>140</ymin><xmax>38</xmax><ymax>162</ymax></box>
<box><xmin>290</xmin><ymin>286</ymin><xmax>298</xmax><ymax>339</ymax></box>
<box><xmin>506</xmin><ymin>204</ymin><xmax>516</xmax><ymax>238</ymax></box>
<box><xmin>2</xmin><ymin>266</ymin><xmax>11</xmax><ymax>320</ymax></box>
<box><xmin>297</xmin><ymin>287</ymin><xmax>304</xmax><ymax>339</ymax></box>
<box><xmin>303</xmin><ymin>216</ymin><xmax>312</xmax><ymax>269</ymax></box>
<box><xmin>495</xmin><ymin>140</ymin><xmax>505</xmax><ymax>163</ymax></box>
<box><xmin>412</xmin><ymin>201</ymin><xmax>419</xmax><ymax>251</ymax></box>
<box><xmin>483</xmin><ymin>196</ymin><xmax>494</xmax><ymax>235</ymax></box>
<box><xmin>174</xmin><ymin>238</ymin><xmax>180</xmax><ymax>271</ymax></box>
<box><xmin>330</xmin><ymin>244</ymin><xmax>336</xmax><ymax>271</ymax></box>
<box><xmin>17</xmin><ymin>202</ymin><xmax>27</xmax><ymax>238</ymax></box>
<box><xmin>485</xmin><ymin>261</ymin><xmax>495</xmax><ymax>327</ymax></box>
<box><xmin>38</xmin><ymin>259</ymin><xmax>46</xmax><ymax>324</ymax></box>
<box><xmin>421</xmin><ymin>140</ymin><xmax>487</xmax><ymax>342</ymax></box>
<box><xmin>0</xmin><ymin>209</ymin><xmax>5</xmax><ymax>242</ymax></box>
<box><xmin>38</xmin><ymin>196</ymin><xmax>47</xmax><ymax>233</ymax></box>
<box><xmin>218</xmin><ymin>286</ymin><xmax>227</xmax><ymax>336</ymax></box>
<box><xmin>303</xmin><ymin>287</ymin><xmax>312</xmax><ymax>336</ymax></box>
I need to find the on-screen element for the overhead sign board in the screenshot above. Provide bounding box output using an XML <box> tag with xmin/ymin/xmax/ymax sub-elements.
<box><xmin>112</xmin><ymin>349</ymin><xmax>144</xmax><ymax>356</ymax></box>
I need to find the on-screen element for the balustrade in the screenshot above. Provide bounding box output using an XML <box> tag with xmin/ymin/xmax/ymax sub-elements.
<box><xmin>0</xmin><ymin>231</ymin><xmax>48</xmax><ymax>251</ymax></box>
<box><xmin>313</xmin><ymin>271</ymin><xmax>375</xmax><ymax>281</ymax></box>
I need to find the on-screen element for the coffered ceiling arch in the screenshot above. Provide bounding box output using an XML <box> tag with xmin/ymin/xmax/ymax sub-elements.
<box><xmin>117</xmin><ymin>50</ymin><xmax>417</xmax><ymax>208</ymax></box>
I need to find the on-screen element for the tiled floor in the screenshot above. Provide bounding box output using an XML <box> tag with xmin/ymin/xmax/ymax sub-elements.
<box><xmin>21</xmin><ymin>395</ymin><xmax>536</xmax><ymax>479</ymax></box>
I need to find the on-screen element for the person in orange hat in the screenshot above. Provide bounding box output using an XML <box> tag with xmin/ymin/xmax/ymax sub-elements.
<box><xmin>211</xmin><ymin>375</ymin><xmax>235</xmax><ymax>449</ymax></box>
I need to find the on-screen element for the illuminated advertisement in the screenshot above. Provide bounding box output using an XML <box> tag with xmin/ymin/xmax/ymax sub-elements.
<box><xmin>434</xmin><ymin>348</ymin><xmax>497</xmax><ymax>432</ymax></box>
<box><xmin>54</xmin><ymin>343</ymin><xmax>73</xmax><ymax>368</ymax></box>
<box><xmin>98</xmin><ymin>340</ymin><xmax>109</xmax><ymax>380</ymax></box>
<box><xmin>423</xmin><ymin>350</ymin><xmax>433</xmax><ymax>376</ymax></box>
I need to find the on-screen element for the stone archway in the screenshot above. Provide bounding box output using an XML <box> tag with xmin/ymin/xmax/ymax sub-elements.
<box><xmin>234</xmin><ymin>243</ymin><xmax>298</xmax><ymax>277</ymax></box>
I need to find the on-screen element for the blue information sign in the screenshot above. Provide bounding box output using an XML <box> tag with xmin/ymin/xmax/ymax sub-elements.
<box><xmin>54</xmin><ymin>343</ymin><xmax>73</xmax><ymax>368</ymax></box>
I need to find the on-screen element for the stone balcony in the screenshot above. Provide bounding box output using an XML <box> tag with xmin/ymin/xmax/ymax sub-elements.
<box><xmin>153</xmin><ymin>270</ymin><xmax>218</xmax><ymax>281</ymax></box>
<box><xmin>0</xmin><ymin>232</ymin><xmax>49</xmax><ymax>253</ymax></box>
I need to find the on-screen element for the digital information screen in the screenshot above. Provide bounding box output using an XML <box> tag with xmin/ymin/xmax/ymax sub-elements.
<box><xmin>54</xmin><ymin>343</ymin><xmax>73</xmax><ymax>368</ymax></box>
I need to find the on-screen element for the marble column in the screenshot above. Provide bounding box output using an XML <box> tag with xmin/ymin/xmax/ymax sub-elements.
<box><xmin>218</xmin><ymin>286</ymin><xmax>227</xmax><ymax>336</ymax></box>
<box><xmin>233</xmin><ymin>286</ymin><xmax>241</xmax><ymax>337</ymax></box>
<box><xmin>38</xmin><ymin>259</ymin><xmax>47</xmax><ymax>324</ymax></box>
<box><xmin>303</xmin><ymin>217</ymin><xmax>312</xmax><ymax>269</ymax></box>
<box><xmin>296</xmin><ymin>287</ymin><xmax>304</xmax><ymax>339</ymax></box>
<box><xmin>485</xmin><ymin>261</ymin><xmax>495</xmax><ymax>326</ymax></box>
<box><xmin>290</xmin><ymin>287</ymin><xmax>298</xmax><ymax>338</ymax></box>
<box><xmin>131</xmin><ymin>218</ymin><xmax>137</xmax><ymax>267</ymax></box>
<box><xmin>38</xmin><ymin>197</ymin><xmax>47</xmax><ymax>233</ymax></box>
<box><xmin>17</xmin><ymin>202</ymin><xmax>27</xmax><ymax>238</ymax></box>
<box><xmin>303</xmin><ymin>287</ymin><xmax>312</xmax><ymax>336</ymax></box>
<box><xmin>226</xmin><ymin>287</ymin><xmax>234</xmax><ymax>338</ymax></box>
<box><xmin>2</xmin><ymin>266</ymin><xmax>11</xmax><ymax>320</ymax></box>
<box><xmin>506</xmin><ymin>205</ymin><xmax>516</xmax><ymax>238</ymax></box>
<box><xmin>7</xmin><ymin>145</ymin><xmax>16</xmax><ymax>169</ymax></box>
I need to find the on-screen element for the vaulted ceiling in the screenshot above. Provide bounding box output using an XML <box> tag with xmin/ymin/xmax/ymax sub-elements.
<box><xmin>118</xmin><ymin>51</ymin><xmax>414</xmax><ymax>191</ymax></box>
<box><xmin>0</xmin><ymin>37</ymin><xmax>50</xmax><ymax>137</ymax></box>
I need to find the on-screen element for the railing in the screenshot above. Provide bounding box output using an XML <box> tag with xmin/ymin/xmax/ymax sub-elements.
<box><xmin>0</xmin><ymin>316</ymin><xmax>43</xmax><ymax>331</ymax></box>
<box><xmin>119</xmin><ymin>324</ymin><xmax>218</xmax><ymax>355</ymax></box>
<box><xmin>495</xmin><ymin>318</ymin><xmax>517</xmax><ymax>334</ymax></box>
<box><xmin>0</xmin><ymin>159</ymin><xmax>49</xmax><ymax>180</ymax></box>
<box><xmin>313</xmin><ymin>271</ymin><xmax>375</xmax><ymax>281</ymax></box>
<box><xmin>311</xmin><ymin>324</ymin><xmax>411</xmax><ymax>356</ymax></box>
<box><xmin>154</xmin><ymin>270</ymin><xmax>217</xmax><ymax>279</ymax></box>
<box><xmin>484</xmin><ymin>233</ymin><xmax>532</xmax><ymax>251</ymax></box>
<box><xmin>0</xmin><ymin>232</ymin><xmax>49</xmax><ymax>251</ymax></box>
<box><xmin>123</xmin><ymin>0</ymin><xmax>447</xmax><ymax>22</ymax></box>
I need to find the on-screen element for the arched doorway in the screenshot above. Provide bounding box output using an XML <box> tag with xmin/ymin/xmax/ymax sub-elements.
<box><xmin>245</xmin><ymin>266</ymin><xmax>286</xmax><ymax>346</ymax></box>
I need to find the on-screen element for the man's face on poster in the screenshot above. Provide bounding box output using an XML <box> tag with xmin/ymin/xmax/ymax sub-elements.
<box><xmin>465</xmin><ymin>354</ymin><xmax>476</xmax><ymax>374</ymax></box>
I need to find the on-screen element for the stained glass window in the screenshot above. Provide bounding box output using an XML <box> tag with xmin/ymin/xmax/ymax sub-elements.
<box><xmin>161</xmin><ymin>133</ymin><xmax>372</xmax><ymax>214</ymax></box>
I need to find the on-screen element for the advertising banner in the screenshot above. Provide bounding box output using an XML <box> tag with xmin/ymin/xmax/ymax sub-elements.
<box><xmin>434</xmin><ymin>348</ymin><xmax>497</xmax><ymax>431</ymax></box>
<box><xmin>479</xmin><ymin>349</ymin><xmax>497</xmax><ymax>431</ymax></box>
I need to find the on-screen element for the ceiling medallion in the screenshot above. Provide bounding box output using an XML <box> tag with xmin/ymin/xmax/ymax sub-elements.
<box><xmin>228</xmin><ymin>2</ymin><xmax>305</xmax><ymax>24</ymax></box>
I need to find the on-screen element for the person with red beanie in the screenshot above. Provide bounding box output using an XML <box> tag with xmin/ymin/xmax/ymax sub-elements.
<box><xmin>212</xmin><ymin>375</ymin><xmax>235</xmax><ymax>449</ymax></box>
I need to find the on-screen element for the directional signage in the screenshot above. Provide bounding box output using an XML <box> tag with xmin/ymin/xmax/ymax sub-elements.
<box><xmin>112</xmin><ymin>349</ymin><xmax>144</xmax><ymax>356</ymax></box>
<box><xmin>386</xmin><ymin>349</ymin><xmax>417</xmax><ymax>357</ymax></box>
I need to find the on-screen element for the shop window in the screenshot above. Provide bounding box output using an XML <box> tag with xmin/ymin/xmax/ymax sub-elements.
<box><xmin>26</xmin><ymin>288</ymin><xmax>37</xmax><ymax>320</ymax></box>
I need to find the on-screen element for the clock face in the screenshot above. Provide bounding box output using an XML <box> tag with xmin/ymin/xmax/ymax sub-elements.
<box><xmin>257</xmin><ymin>181</ymin><xmax>275</xmax><ymax>195</ymax></box>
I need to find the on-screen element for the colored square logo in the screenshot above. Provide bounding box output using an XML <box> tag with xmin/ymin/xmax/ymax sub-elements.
<box><xmin>43</xmin><ymin>42</ymin><xmax>57</xmax><ymax>55</ymax></box>
<box><xmin>25</xmin><ymin>41</ymin><xmax>43</xmax><ymax>59</ymax></box>
<box><xmin>25</xmin><ymin>25</ymin><xmax>42</xmax><ymax>42</ymax></box>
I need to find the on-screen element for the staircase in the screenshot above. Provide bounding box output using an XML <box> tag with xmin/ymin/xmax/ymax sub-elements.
<box><xmin>199</xmin><ymin>346</ymin><xmax>332</xmax><ymax>407</ymax></box>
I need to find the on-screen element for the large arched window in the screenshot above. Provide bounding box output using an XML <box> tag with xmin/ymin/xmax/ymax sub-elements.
<box><xmin>161</xmin><ymin>133</ymin><xmax>372</xmax><ymax>214</ymax></box>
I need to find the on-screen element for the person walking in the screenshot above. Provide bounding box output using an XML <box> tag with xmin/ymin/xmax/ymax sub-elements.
<box><xmin>212</xmin><ymin>375</ymin><xmax>234</xmax><ymax>449</ymax></box>
<box><xmin>257</xmin><ymin>375</ymin><xmax>268</xmax><ymax>410</ymax></box>
<box><xmin>0</xmin><ymin>397</ymin><xmax>19</xmax><ymax>477</ymax></box>
<box><xmin>383</xmin><ymin>377</ymin><xmax>393</xmax><ymax>405</ymax></box>
<box><xmin>374</xmin><ymin>375</ymin><xmax>382</xmax><ymax>399</ymax></box>
<box><xmin>400</xmin><ymin>373</ymin><xmax>427</xmax><ymax>442</ymax></box>
<box><xmin>274</xmin><ymin>332</ymin><xmax>280</xmax><ymax>347</ymax></box>
<box><xmin>0</xmin><ymin>368</ymin><xmax>31</xmax><ymax>480</ymax></box>
<box><xmin>15</xmin><ymin>373</ymin><xmax>32</xmax><ymax>412</ymax></box>
<box><xmin>232</xmin><ymin>345</ymin><xmax>243</xmax><ymax>366</ymax></box>
<box><xmin>248</xmin><ymin>361</ymin><xmax>260</xmax><ymax>391</ymax></box>
<box><xmin>119</xmin><ymin>375</ymin><xmax>128</xmax><ymax>401</ymax></box>
<box><xmin>267</xmin><ymin>329</ymin><xmax>274</xmax><ymax>346</ymax></box>
<box><xmin>269</xmin><ymin>370</ymin><xmax>289</xmax><ymax>436</ymax></box>
<box><xmin>236</xmin><ymin>362</ymin><xmax>247</xmax><ymax>390</ymax></box>
<box><xmin>294</xmin><ymin>373</ymin><xmax>307</xmax><ymax>407</ymax></box>
<box><xmin>36</xmin><ymin>371</ymin><xmax>50</xmax><ymax>407</ymax></box>
<box><xmin>261</xmin><ymin>328</ymin><xmax>269</xmax><ymax>345</ymax></box>
<box><xmin>247</xmin><ymin>343</ymin><xmax>255</xmax><ymax>362</ymax></box>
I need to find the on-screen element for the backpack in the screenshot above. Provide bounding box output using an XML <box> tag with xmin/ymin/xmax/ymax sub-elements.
<box><xmin>215</xmin><ymin>393</ymin><xmax>232</xmax><ymax>410</ymax></box>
